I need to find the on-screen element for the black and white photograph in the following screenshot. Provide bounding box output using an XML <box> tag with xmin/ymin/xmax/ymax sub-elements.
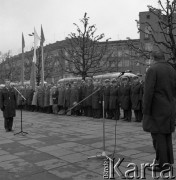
<box><xmin>0</xmin><ymin>0</ymin><xmax>176</xmax><ymax>179</ymax></box>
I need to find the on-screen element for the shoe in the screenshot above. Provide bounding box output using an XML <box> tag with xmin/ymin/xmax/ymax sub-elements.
<box><xmin>5</xmin><ymin>129</ymin><xmax>10</xmax><ymax>132</ymax></box>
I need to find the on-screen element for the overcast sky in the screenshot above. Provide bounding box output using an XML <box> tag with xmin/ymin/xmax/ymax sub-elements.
<box><xmin>0</xmin><ymin>0</ymin><xmax>159</xmax><ymax>55</ymax></box>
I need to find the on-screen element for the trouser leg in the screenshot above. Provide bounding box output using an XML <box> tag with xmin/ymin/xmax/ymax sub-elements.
<box><xmin>4</xmin><ymin>118</ymin><xmax>8</xmax><ymax>130</ymax></box>
<box><xmin>151</xmin><ymin>133</ymin><xmax>174</xmax><ymax>169</ymax></box>
<box><xmin>8</xmin><ymin>117</ymin><xmax>13</xmax><ymax>131</ymax></box>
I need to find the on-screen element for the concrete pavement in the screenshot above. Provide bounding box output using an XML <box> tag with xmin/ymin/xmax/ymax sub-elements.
<box><xmin>0</xmin><ymin>110</ymin><xmax>175</xmax><ymax>180</ymax></box>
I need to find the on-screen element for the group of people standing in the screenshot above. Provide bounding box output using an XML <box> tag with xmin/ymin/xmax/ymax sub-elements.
<box><xmin>0</xmin><ymin>74</ymin><xmax>144</xmax><ymax>124</ymax></box>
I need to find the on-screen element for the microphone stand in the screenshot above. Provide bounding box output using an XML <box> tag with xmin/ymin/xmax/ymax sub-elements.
<box><xmin>66</xmin><ymin>86</ymin><xmax>111</xmax><ymax>160</ymax></box>
<box><xmin>13</xmin><ymin>87</ymin><xmax>28</xmax><ymax>136</ymax></box>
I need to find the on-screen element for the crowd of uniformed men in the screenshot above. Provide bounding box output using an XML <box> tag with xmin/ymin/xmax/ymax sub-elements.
<box><xmin>5</xmin><ymin>74</ymin><xmax>144</xmax><ymax>122</ymax></box>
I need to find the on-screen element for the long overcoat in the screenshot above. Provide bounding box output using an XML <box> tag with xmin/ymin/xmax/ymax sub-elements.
<box><xmin>58</xmin><ymin>87</ymin><xmax>65</xmax><ymax>107</ymax></box>
<box><xmin>85</xmin><ymin>85</ymin><xmax>93</xmax><ymax>107</ymax></box>
<box><xmin>119</xmin><ymin>84</ymin><xmax>131</xmax><ymax>110</ymax></box>
<box><xmin>69</xmin><ymin>87</ymin><xmax>79</xmax><ymax>108</ymax></box>
<box><xmin>0</xmin><ymin>87</ymin><xmax>16</xmax><ymax>118</ymax></box>
<box><xmin>37</xmin><ymin>87</ymin><xmax>45</xmax><ymax>107</ymax></box>
<box><xmin>92</xmin><ymin>87</ymin><xmax>102</xmax><ymax>109</ymax></box>
<box><xmin>64</xmin><ymin>87</ymin><xmax>70</xmax><ymax>108</ymax></box>
<box><xmin>143</xmin><ymin>62</ymin><xmax>176</xmax><ymax>134</ymax></box>
<box><xmin>44</xmin><ymin>87</ymin><xmax>50</xmax><ymax>107</ymax></box>
<box><xmin>26</xmin><ymin>88</ymin><xmax>34</xmax><ymax>106</ymax></box>
<box><xmin>109</xmin><ymin>86</ymin><xmax>119</xmax><ymax>110</ymax></box>
<box><xmin>130</xmin><ymin>82</ymin><xmax>143</xmax><ymax>110</ymax></box>
<box><xmin>103</xmin><ymin>86</ymin><xmax>110</xmax><ymax>110</ymax></box>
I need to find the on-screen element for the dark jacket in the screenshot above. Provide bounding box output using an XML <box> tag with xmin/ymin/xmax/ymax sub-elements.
<box><xmin>119</xmin><ymin>84</ymin><xmax>131</xmax><ymax>110</ymax></box>
<box><xmin>130</xmin><ymin>82</ymin><xmax>143</xmax><ymax>110</ymax></box>
<box><xmin>85</xmin><ymin>84</ymin><xmax>93</xmax><ymax>107</ymax></box>
<box><xmin>0</xmin><ymin>87</ymin><xmax>16</xmax><ymax>118</ymax></box>
<box><xmin>103</xmin><ymin>86</ymin><xmax>110</xmax><ymax>110</ymax></box>
<box><xmin>92</xmin><ymin>86</ymin><xmax>102</xmax><ymax>109</ymax></box>
<box><xmin>109</xmin><ymin>86</ymin><xmax>119</xmax><ymax>110</ymax></box>
<box><xmin>143</xmin><ymin>62</ymin><xmax>176</xmax><ymax>133</ymax></box>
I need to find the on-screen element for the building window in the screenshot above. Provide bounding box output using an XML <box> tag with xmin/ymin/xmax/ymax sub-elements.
<box><xmin>146</xmin><ymin>14</ymin><xmax>150</xmax><ymax>19</ymax></box>
<box><xmin>144</xmin><ymin>26</ymin><xmax>152</xmax><ymax>39</ymax></box>
<box><xmin>145</xmin><ymin>43</ymin><xmax>153</xmax><ymax>51</ymax></box>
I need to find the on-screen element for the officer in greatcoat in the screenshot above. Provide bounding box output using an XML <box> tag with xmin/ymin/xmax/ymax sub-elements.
<box><xmin>143</xmin><ymin>51</ymin><xmax>176</xmax><ymax>171</ymax></box>
<box><xmin>119</xmin><ymin>76</ymin><xmax>132</xmax><ymax>122</ymax></box>
<box><xmin>109</xmin><ymin>79</ymin><xmax>120</xmax><ymax>120</ymax></box>
<box><xmin>69</xmin><ymin>82</ymin><xmax>79</xmax><ymax>115</ymax></box>
<box><xmin>92</xmin><ymin>81</ymin><xmax>102</xmax><ymax>118</ymax></box>
<box><xmin>130</xmin><ymin>75</ymin><xmax>143</xmax><ymax>122</ymax></box>
<box><xmin>85</xmin><ymin>79</ymin><xmax>93</xmax><ymax>117</ymax></box>
<box><xmin>37</xmin><ymin>86</ymin><xmax>45</xmax><ymax>112</ymax></box>
<box><xmin>64</xmin><ymin>83</ymin><xmax>71</xmax><ymax>114</ymax></box>
<box><xmin>0</xmin><ymin>80</ymin><xmax>17</xmax><ymax>132</ymax></box>
<box><xmin>103</xmin><ymin>79</ymin><xmax>111</xmax><ymax>119</ymax></box>
<box><xmin>58</xmin><ymin>83</ymin><xmax>65</xmax><ymax>114</ymax></box>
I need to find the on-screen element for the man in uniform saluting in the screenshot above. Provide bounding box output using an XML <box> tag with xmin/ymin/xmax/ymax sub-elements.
<box><xmin>0</xmin><ymin>79</ymin><xmax>17</xmax><ymax>132</ymax></box>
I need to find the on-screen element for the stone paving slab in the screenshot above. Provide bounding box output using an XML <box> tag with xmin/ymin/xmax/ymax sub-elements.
<box><xmin>0</xmin><ymin>110</ymin><xmax>175</xmax><ymax>179</ymax></box>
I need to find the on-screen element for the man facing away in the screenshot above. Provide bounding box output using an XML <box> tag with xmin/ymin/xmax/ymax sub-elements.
<box><xmin>0</xmin><ymin>80</ymin><xmax>17</xmax><ymax>132</ymax></box>
<box><xmin>143</xmin><ymin>51</ymin><xmax>176</xmax><ymax>171</ymax></box>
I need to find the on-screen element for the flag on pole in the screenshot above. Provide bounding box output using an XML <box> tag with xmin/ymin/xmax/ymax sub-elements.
<box><xmin>33</xmin><ymin>27</ymin><xmax>40</xmax><ymax>63</ymax></box>
<box><xmin>30</xmin><ymin>27</ymin><xmax>40</xmax><ymax>90</ymax></box>
<box><xmin>40</xmin><ymin>25</ymin><xmax>45</xmax><ymax>46</ymax></box>
<box><xmin>22</xmin><ymin>33</ymin><xmax>25</xmax><ymax>49</ymax></box>
<box><xmin>40</xmin><ymin>25</ymin><xmax>45</xmax><ymax>87</ymax></box>
<box><xmin>21</xmin><ymin>33</ymin><xmax>25</xmax><ymax>85</ymax></box>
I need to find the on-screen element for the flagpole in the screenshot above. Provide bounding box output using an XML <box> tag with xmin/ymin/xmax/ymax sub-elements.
<box><xmin>41</xmin><ymin>25</ymin><xmax>45</xmax><ymax>87</ymax></box>
<box><xmin>41</xmin><ymin>44</ymin><xmax>44</xmax><ymax>87</ymax></box>
<box><xmin>21</xmin><ymin>33</ymin><xmax>25</xmax><ymax>86</ymax></box>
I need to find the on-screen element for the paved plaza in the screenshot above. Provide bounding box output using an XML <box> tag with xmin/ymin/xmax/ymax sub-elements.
<box><xmin>0</xmin><ymin>110</ymin><xmax>175</xmax><ymax>180</ymax></box>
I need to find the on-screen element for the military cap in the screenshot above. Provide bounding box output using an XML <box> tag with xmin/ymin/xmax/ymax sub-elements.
<box><xmin>104</xmin><ymin>79</ymin><xmax>110</xmax><ymax>83</ymax></box>
<box><xmin>111</xmin><ymin>78</ymin><xmax>117</xmax><ymax>83</ymax></box>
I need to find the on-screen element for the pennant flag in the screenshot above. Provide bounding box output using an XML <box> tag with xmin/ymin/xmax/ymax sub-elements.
<box><xmin>40</xmin><ymin>25</ymin><xmax>45</xmax><ymax>46</ymax></box>
<box><xmin>22</xmin><ymin>33</ymin><xmax>25</xmax><ymax>49</ymax></box>
<box><xmin>40</xmin><ymin>25</ymin><xmax>45</xmax><ymax>87</ymax></box>
<box><xmin>30</xmin><ymin>27</ymin><xmax>40</xmax><ymax>90</ymax></box>
<box><xmin>33</xmin><ymin>27</ymin><xmax>40</xmax><ymax>63</ymax></box>
<box><xmin>21</xmin><ymin>33</ymin><xmax>25</xmax><ymax>85</ymax></box>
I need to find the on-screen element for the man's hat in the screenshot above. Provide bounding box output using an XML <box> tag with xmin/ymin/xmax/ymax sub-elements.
<box><xmin>104</xmin><ymin>79</ymin><xmax>110</xmax><ymax>83</ymax></box>
<box><xmin>111</xmin><ymin>78</ymin><xmax>117</xmax><ymax>83</ymax></box>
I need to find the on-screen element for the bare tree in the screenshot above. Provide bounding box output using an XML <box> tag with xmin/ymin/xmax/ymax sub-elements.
<box><xmin>127</xmin><ymin>0</ymin><xmax>176</xmax><ymax>67</ymax></box>
<box><xmin>0</xmin><ymin>51</ymin><xmax>19</xmax><ymax>82</ymax></box>
<box><xmin>58</xmin><ymin>13</ymin><xmax>112</xmax><ymax>80</ymax></box>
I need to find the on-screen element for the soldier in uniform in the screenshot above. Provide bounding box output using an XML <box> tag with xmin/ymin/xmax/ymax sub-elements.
<box><xmin>64</xmin><ymin>83</ymin><xmax>71</xmax><ymax>114</ymax></box>
<box><xmin>0</xmin><ymin>80</ymin><xmax>17</xmax><ymax>132</ymax></box>
<box><xmin>92</xmin><ymin>81</ymin><xmax>102</xmax><ymax>118</ymax></box>
<box><xmin>58</xmin><ymin>83</ymin><xmax>65</xmax><ymax>114</ymax></box>
<box><xmin>130</xmin><ymin>75</ymin><xmax>143</xmax><ymax>122</ymax></box>
<box><xmin>69</xmin><ymin>82</ymin><xmax>79</xmax><ymax>115</ymax></box>
<box><xmin>85</xmin><ymin>79</ymin><xmax>93</xmax><ymax>117</ymax></box>
<box><xmin>109</xmin><ymin>79</ymin><xmax>120</xmax><ymax>120</ymax></box>
<box><xmin>103</xmin><ymin>79</ymin><xmax>111</xmax><ymax>119</ymax></box>
<box><xmin>119</xmin><ymin>76</ymin><xmax>132</xmax><ymax>122</ymax></box>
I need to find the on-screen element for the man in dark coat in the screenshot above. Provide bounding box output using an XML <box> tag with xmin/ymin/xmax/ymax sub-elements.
<box><xmin>109</xmin><ymin>79</ymin><xmax>120</xmax><ymax>120</ymax></box>
<box><xmin>130</xmin><ymin>76</ymin><xmax>143</xmax><ymax>122</ymax></box>
<box><xmin>103</xmin><ymin>79</ymin><xmax>111</xmax><ymax>119</ymax></box>
<box><xmin>85</xmin><ymin>79</ymin><xmax>93</xmax><ymax>117</ymax></box>
<box><xmin>0</xmin><ymin>80</ymin><xmax>17</xmax><ymax>132</ymax></box>
<box><xmin>92</xmin><ymin>81</ymin><xmax>102</xmax><ymax>118</ymax></box>
<box><xmin>143</xmin><ymin>51</ymin><xmax>176</xmax><ymax>171</ymax></box>
<box><xmin>119</xmin><ymin>76</ymin><xmax>132</xmax><ymax>122</ymax></box>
